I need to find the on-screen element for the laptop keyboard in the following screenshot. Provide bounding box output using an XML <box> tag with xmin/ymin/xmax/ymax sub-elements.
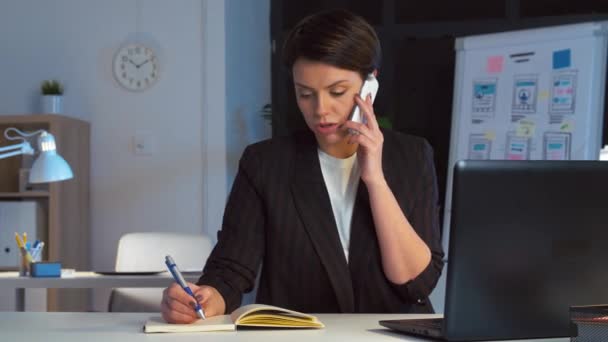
<box><xmin>402</xmin><ymin>318</ymin><xmax>443</xmax><ymax>329</ymax></box>
<box><xmin>379</xmin><ymin>318</ymin><xmax>445</xmax><ymax>339</ymax></box>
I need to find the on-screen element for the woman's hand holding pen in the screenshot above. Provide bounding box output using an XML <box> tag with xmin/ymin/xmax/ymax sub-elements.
<box><xmin>343</xmin><ymin>93</ymin><xmax>385</xmax><ymax>186</ymax></box>
<box><xmin>161</xmin><ymin>283</ymin><xmax>226</xmax><ymax>324</ymax></box>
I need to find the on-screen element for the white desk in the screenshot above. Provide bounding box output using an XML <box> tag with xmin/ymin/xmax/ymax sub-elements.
<box><xmin>0</xmin><ymin>271</ymin><xmax>199</xmax><ymax>289</ymax></box>
<box><xmin>0</xmin><ymin>312</ymin><xmax>569</xmax><ymax>342</ymax></box>
<box><xmin>0</xmin><ymin>271</ymin><xmax>200</xmax><ymax>311</ymax></box>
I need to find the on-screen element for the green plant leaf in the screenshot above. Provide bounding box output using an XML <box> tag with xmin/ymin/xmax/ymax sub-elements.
<box><xmin>41</xmin><ymin>80</ymin><xmax>64</xmax><ymax>95</ymax></box>
<box><xmin>377</xmin><ymin>116</ymin><xmax>393</xmax><ymax>129</ymax></box>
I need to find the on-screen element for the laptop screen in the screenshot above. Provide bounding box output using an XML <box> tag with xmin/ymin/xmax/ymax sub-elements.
<box><xmin>443</xmin><ymin>160</ymin><xmax>608</xmax><ymax>340</ymax></box>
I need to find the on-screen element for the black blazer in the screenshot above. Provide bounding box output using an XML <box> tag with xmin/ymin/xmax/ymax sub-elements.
<box><xmin>198</xmin><ymin>129</ymin><xmax>444</xmax><ymax>314</ymax></box>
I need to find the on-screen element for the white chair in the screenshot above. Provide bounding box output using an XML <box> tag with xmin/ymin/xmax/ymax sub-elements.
<box><xmin>108</xmin><ymin>232</ymin><xmax>213</xmax><ymax>312</ymax></box>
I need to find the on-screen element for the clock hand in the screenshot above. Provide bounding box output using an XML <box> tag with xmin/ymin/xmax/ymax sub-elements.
<box><xmin>136</xmin><ymin>59</ymin><xmax>150</xmax><ymax>68</ymax></box>
<box><xmin>128</xmin><ymin>59</ymin><xmax>137</xmax><ymax>67</ymax></box>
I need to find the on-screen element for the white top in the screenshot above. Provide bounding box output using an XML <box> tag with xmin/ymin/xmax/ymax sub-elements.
<box><xmin>318</xmin><ymin>149</ymin><xmax>360</xmax><ymax>262</ymax></box>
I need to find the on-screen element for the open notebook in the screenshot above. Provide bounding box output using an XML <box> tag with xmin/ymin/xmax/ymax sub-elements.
<box><xmin>144</xmin><ymin>304</ymin><xmax>325</xmax><ymax>333</ymax></box>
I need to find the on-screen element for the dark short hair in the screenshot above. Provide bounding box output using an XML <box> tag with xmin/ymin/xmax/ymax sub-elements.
<box><xmin>282</xmin><ymin>9</ymin><xmax>381</xmax><ymax>79</ymax></box>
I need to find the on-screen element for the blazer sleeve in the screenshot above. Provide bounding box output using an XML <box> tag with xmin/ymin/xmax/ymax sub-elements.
<box><xmin>197</xmin><ymin>145</ymin><xmax>266</xmax><ymax>313</ymax></box>
<box><xmin>390</xmin><ymin>139</ymin><xmax>445</xmax><ymax>303</ymax></box>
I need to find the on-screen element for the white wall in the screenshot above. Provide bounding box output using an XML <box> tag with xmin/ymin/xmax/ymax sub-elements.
<box><xmin>225</xmin><ymin>1</ymin><xmax>271</xmax><ymax>304</ymax></box>
<box><xmin>225</xmin><ymin>0</ymin><xmax>272</xmax><ymax>186</ymax></box>
<box><xmin>0</xmin><ymin>0</ymin><xmax>270</xmax><ymax>310</ymax></box>
<box><xmin>202</xmin><ymin>0</ymin><xmax>227</xmax><ymax>245</ymax></box>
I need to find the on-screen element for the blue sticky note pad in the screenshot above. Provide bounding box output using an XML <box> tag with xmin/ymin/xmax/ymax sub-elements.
<box><xmin>30</xmin><ymin>262</ymin><xmax>61</xmax><ymax>277</ymax></box>
<box><xmin>553</xmin><ymin>49</ymin><xmax>571</xmax><ymax>69</ymax></box>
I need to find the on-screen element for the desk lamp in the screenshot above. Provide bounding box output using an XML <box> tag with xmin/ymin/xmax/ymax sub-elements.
<box><xmin>0</xmin><ymin>127</ymin><xmax>73</xmax><ymax>183</ymax></box>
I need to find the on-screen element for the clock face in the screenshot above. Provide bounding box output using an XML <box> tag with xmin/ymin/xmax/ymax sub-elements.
<box><xmin>113</xmin><ymin>43</ymin><xmax>159</xmax><ymax>91</ymax></box>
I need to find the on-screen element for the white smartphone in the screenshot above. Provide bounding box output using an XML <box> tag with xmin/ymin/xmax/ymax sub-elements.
<box><xmin>348</xmin><ymin>73</ymin><xmax>379</xmax><ymax>133</ymax></box>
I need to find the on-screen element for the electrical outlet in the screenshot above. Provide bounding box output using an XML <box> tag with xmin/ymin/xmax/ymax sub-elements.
<box><xmin>132</xmin><ymin>131</ymin><xmax>156</xmax><ymax>155</ymax></box>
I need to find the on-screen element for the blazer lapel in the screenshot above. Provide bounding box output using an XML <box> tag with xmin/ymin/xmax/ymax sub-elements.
<box><xmin>348</xmin><ymin>182</ymin><xmax>376</xmax><ymax>276</ymax></box>
<box><xmin>290</xmin><ymin>134</ymin><xmax>355</xmax><ymax>313</ymax></box>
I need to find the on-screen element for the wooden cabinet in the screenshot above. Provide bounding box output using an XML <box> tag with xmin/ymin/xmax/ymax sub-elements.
<box><xmin>0</xmin><ymin>114</ymin><xmax>89</xmax><ymax>311</ymax></box>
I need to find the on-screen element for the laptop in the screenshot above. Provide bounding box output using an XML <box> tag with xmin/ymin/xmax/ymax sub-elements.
<box><xmin>380</xmin><ymin>160</ymin><xmax>608</xmax><ymax>341</ymax></box>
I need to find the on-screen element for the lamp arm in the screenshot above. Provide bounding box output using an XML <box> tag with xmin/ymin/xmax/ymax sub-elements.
<box><xmin>0</xmin><ymin>141</ymin><xmax>34</xmax><ymax>160</ymax></box>
<box><xmin>4</xmin><ymin>127</ymin><xmax>45</xmax><ymax>140</ymax></box>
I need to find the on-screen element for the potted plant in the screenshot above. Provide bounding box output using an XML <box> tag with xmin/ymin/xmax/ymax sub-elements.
<box><xmin>40</xmin><ymin>80</ymin><xmax>64</xmax><ymax>114</ymax></box>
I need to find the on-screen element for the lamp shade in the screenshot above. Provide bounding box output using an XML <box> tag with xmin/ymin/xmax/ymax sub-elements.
<box><xmin>29</xmin><ymin>151</ymin><xmax>73</xmax><ymax>183</ymax></box>
<box><xmin>28</xmin><ymin>132</ymin><xmax>73</xmax><ymax>183</ymax></box>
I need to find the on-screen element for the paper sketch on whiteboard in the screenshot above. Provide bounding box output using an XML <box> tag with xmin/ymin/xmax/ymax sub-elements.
<box><xmin>511</xmin><ymin>74</ymin><xmax>538</xmax><ymax>121</ymax></box>
<box><xmin>468</xmin><ymin>134</ymin><xmax>492</xmax><ymax>160</ymax></box>
<box><xmin>549</xmin><ymin>70</ymin><xmax>577</xmax><ymax>123</ymax></box>
<box><xmin>543</xmin><ymin>132</ymin><xmax>571</xmax><ymax>160</ymax></box>
<box><xmin>505</xmin><ymin>132</ymin><xmax>531</xmax><ymax>160</ymax></box>
<box><xmin>471</xmin><ymin>78</ymin><xmax>497</xmax><ymax>123</ymax></box>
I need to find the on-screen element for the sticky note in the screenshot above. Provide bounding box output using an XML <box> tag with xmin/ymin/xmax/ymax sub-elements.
<box><xmin>486</xmin><ymin>56</ymin><xmax>504</xmax><ymax>73</ymax></box>
<box><xmin>484</xmin><ymin>131</ymin><xmax>496</xmax><ymax>140</ymax></box>
<box><xmin>515</xmin><ymin>120</ymin><xmax>536</xmax><ymax>138</ymax></box>
<box><xmin>553</xmin><ymin>49</ymin><xmax>571</xmax><ymax>69</ymax></box>
<box><xmin>538</xmin><ymin>90</ymin><xmax>549</xmax><ymax>100</ymax></box>
<box><xmin>560</xmin><ymin>120</ymin><xmax>574</xmax><ymax>132</ymax></box>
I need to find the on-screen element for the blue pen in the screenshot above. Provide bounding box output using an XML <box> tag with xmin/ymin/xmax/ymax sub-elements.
<box><xmin>165</xmin><ymin>255</ymin><xmax>206</xmax><ymax>319</ymax></box>
<box><xmin>31</xmin><ymin>242</ymin><xmax>44</xmax><ymax>262</ymax></box>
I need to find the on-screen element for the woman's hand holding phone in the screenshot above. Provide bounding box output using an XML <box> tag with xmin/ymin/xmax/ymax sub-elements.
<box><xmin>344</xmin><ymin>74</ymin><xmax>385</xmax><ymax>185</ymax></box>
<box><xmin>348</xmin><ymin>74</ymin><xmax>379</xmax><ymax>133</ymax></box>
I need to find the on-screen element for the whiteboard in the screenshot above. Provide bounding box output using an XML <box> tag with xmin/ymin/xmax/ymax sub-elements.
<box><xmin>430</xmin><ymin>22</ymin><xmax>608</xmax><ymax>313</ymax></box>
<box><xmin>443</xmin><ymin>21</ymin><xmax>608</xmax><ymax>252</ymax></box>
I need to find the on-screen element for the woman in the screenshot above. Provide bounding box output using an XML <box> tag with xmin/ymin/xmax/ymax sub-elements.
<box><xmin>162</xmin><ymin>9</ymin><xmax>444</xmax><ymax>323</ymax></box>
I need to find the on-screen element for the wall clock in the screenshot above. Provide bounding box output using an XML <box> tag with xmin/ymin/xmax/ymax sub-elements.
<box><xmin>112</xmin><ymin>43</ymin><xmax>160</xmax><ymax>91</ymax></box>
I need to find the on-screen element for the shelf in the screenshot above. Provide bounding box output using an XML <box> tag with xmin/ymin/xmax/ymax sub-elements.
<box><xmin>0</xmin><ymin>114</ymin><xmax>90</xmax><ymax>311</ymax></box>
<box><xmin>0</xmin><ymin>191</ymin><xmax>50</xmax><ymax>198</ymax></box>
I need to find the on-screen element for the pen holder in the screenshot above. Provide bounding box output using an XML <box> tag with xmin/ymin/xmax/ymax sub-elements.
<box><xmin>18</xmin><ymin>252</ymin><xmax>30</xmax><ymax>276</ymax></box>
